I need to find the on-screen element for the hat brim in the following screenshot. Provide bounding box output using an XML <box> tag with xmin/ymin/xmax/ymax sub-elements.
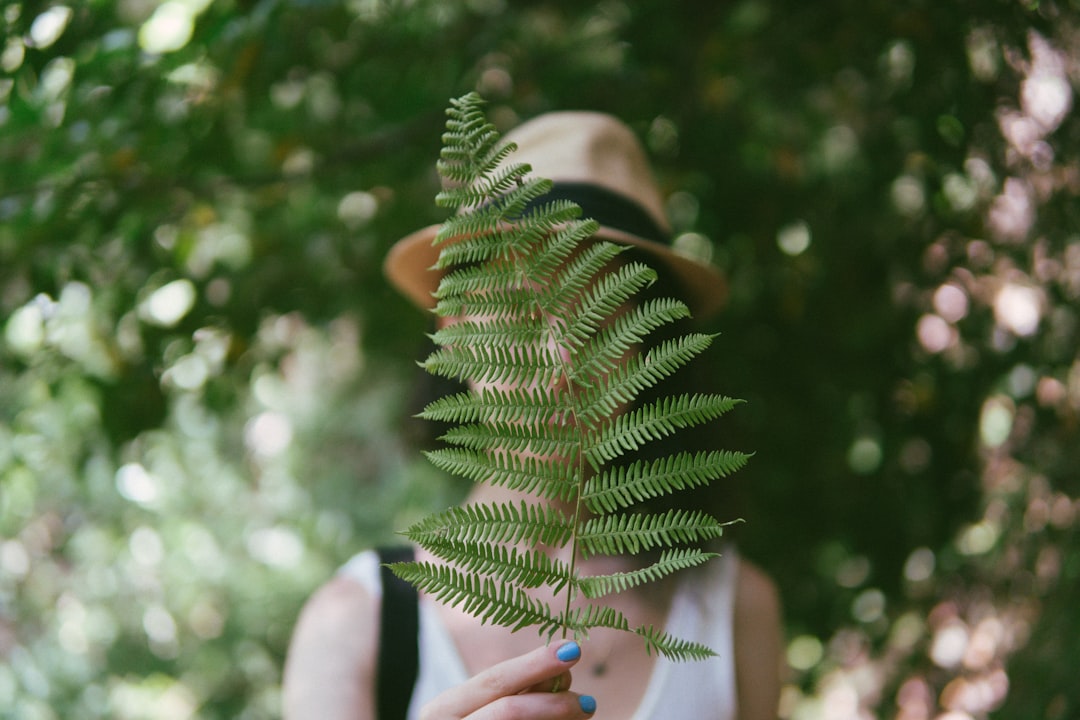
<box><xmin>384</xmin><ymin>224</ymin><xmax>727</xmax><ymax>319</ymax></box>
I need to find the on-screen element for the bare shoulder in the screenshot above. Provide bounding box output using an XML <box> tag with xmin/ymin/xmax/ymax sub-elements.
<box><xmin>734</xmin><ymin>557</ymin><xmax>781</xmax><ymax>623</ymax></box>
<box><xmin>733</xmin><ymin>557</ymin><xmax>783</xmax><ymax>720</ymax></box>
<box><xmin>282</xmin><ymin>573</ymin><xmax>381</xmax><ymax>720</ymax></box>
<box><xmin>295</xmin><ymin>574</ymin><xmax>381</xmax><ymax>651</ymax></box>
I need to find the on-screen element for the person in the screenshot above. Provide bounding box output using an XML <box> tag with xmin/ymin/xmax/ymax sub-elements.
<box><xmin>283</xmin><ymin>110</ymin><xmax>783</xmax><ymax>720</ymax></box>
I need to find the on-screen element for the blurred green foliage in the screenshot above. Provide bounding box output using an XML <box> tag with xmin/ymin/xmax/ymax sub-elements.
<box><xmin>1</xmin><ymin>1</ymin><xmax>1078</xmax><ymax>718</ymax></box>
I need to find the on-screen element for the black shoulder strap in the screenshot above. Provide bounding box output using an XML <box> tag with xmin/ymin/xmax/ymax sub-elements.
<box><xmin>376</xmin><ymin>546</ymin><xmax>420</xmax><ymax>720</ymax></box>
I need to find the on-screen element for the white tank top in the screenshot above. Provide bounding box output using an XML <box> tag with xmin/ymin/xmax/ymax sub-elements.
<box><xmin>339</xmin><ymin>548</ymin><xmax>739</xmax><ymax>720</ymax></box>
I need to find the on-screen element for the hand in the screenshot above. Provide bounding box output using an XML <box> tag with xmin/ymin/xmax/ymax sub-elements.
<box><xmin>419</xmin><ymin>641</ymin><xmax>598</xmax><ymax>720</ymax></box>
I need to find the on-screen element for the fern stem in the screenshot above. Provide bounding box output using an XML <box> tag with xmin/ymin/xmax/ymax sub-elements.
<box><xmin>507</xmin><ymin>236</ymin><xmax>589</xmax><ymax>643</ymax></box>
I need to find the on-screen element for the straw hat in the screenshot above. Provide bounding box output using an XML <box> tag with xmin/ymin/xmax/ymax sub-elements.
<box><xmin>384</xmin><ymin>111</ymin><xmax>727</xmax><ymax>318</ymax></box>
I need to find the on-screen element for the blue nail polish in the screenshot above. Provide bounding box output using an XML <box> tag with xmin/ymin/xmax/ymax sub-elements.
<box><xmin>579</xmin><ymin>695</ymin><xmax>597</xmax><ymax>714</ymax></box>
<box><xmin>556</xmin><ymin>641</ymin><xmax>581</xmax><ymax>662</ymax></box>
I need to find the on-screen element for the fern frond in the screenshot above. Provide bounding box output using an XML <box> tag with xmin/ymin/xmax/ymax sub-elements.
<box><xmin>557</xmin><ymin>604</ymin><xmax>631</xmax><ymax>637</ymax></box>
<box><xmin>436</xmin><ymin>161</ymin><xmax>533</xmax><ymax>210</ymax></box>
<box><xmin>434</xmin><ymin>225</ymin><xmax>605</xmax><ymax>299</ymax></box>
<box><xmin>438</xmin><ymin>421</ymin><xmax>581</xmax><ymax>460</ymax></box>
<box><xmin>401</xmin><ymin>501</ymin><xmax>574</xmax><ymax>547</ymax></box>
<box><xmin>433</xmin><ymin>264</ymin><xmax>528</xmax><ymax>306</ymax></box>
<box><xmin>436</xmin><ymin>176</ymin><xmax>557</xmax><ymax>249</ymax></box>
<box><xmin>578</xmin><ymin>509</ymin><xmax>731</xmax><ymax>556</ymax></box>
<box><xmin>429</xmin><ymin>316</ymin><xmax>553</xmax><ymax>355</ymax></box>
<box><xmin>576</xmin><ymin>548</ymin><xmax>718</xmax><ymax>598</ymax></box>
<box><xmin>587</xmin><ymin>394</ymin><xmax>744</xmax><ymax>465</ymax></box>
<box><xmin>434</xmin><ymin>94</ymin><xmax>508</xmax><ymax>188</ymax></box>
<box><xmin>423</xmin><ymin>447</ymin><xmax>578</xmax><ymax>501</ymax></box>
<box><xmin>418</xmin><ymin>538</ymin><xmax>572</xmax><ymax>591</ymax></box>
<box><xmin>583</xmin><ymin>451</ymin><xmax>753</xmax><ymax>514</ymax></box>
<box><xmin>420</xmin><ymin>335</ymin><xmax>565</xmax><ymax>388</ymax></box>
<box><xmin>634</xmin><ymin>625</ymin><xmax>717</xmax><ymax>661</ymax></box>
<box><xmin>397</xmin><ymin>92</ymin><xmax>753</xmax><ymax>664</ymax></box>
<box><xmin>389</xmin><ymin>561</ymin><xmax>562</xmax><ymax>635</ymax></box>
<box><xmin>431</xmin><ymin>284</ymin><xmax>540</xmax><ymax>324</ymax></box>
<box><xmin>576</xmin><ymin>333</ymin><xmax>717</xmax><ymax>423</ymax></box>
<box><xmin>431</xmin><ymin>224</ymin><xmax>527</xmax><ymax>273</ymax></box>
<box><xmin>569</xmin><ymin>297</ymin><xmax>691</xmax><ymax>391</ymax></box>
<box><xmin>531</xmin><ymin>240</ymin><xmax>628</xmax><ymax>323</ymax></box>
<box><xmin>419</xmin><ymin>388</ymin><xmax>570</xmax><ymax>427</ymax></box>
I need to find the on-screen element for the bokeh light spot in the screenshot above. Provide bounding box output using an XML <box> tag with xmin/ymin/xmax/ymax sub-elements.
<box><xmin>143</xmin><ymin>604</ymin><xmax>178</xmax><ymax>646</ymax></box>
<box><xmin>245</xmin><ymin>411</ymin><xmax>293</xmax><ymax>458</ymax></box>
<box><xmin>979</xmin><ymin>395</ymin><xmax>1014</xmax><ymax>448</ymax></box>
<box><xmin>1005</xmin><ymin>363</ymin><xmax>1037</xmax><ymax>398</ymax></box>
<box><xmin>943</xmin><ymin>173</ymin><xmax>978</xmax><ymax>212</ymax></box>
<box><xmin>28</xmin><ymin>6</ymin><xmax>72</xmax><ymax>49</ymax></box>
<box><xmin>139</xmin><ymin>2</ymin><xmax>196</xmax><ymax>54</ymax></box>
<box><xmin>852</xmin><ymin>588</ymin><xmax>886</xmax><ymax>624</ymax></box>
<box><xmin>246</xmin><ymin>525</ymin><xmax>304</xmax><ymax>568</ymax></box>
<box><xmin>115</xmin><ymin>463</ymin><xmax>161</xmax><ymax>507</ymax></box>
<box><xmin>2</xmin><ymin>36</ymin><xmax>26</xmax><ymax>72</ymax></box>
<box><xmin>957</xmin><ymin>519</ymin><xmax>1000</xmax><ymax>556</ymax></box>
<box><xmin>933</xmin><ymin>283</ymin><xmax>969</xmax><ymax>323</ymax></box>
<box><xmin>847</xmin><ymin>436</ymin><xmax>883</xmax><ymax>475</ymax></box>
<box><xmin>163</xmin><ymin>353</ymin><xmax>209</xmax><ymax>391</ymax></box>
<box><xmin>0</xmin><ymin>540</ymin><xmax>30</xmax><ymax>579</ymax></box>
<box><xmin>130</xmin><ymin>526</ymin><xmax>164</xmax><ymax>567</ymax></box>
<box><xmin>672</xmin><ymin>232</ymin><xmax>714</xmax><ymax>264</ymax></box>
<box><xmin>917</xmin><ymin>313</ymin><xmax>955</xmax><ymax>354</ymax></box>
<box><xmin>38</xmin><ymin>57</ymin><xmax>75</xmax><ymax>101</ymax></box>
<box><xmin>337</xmin><ymin>191</ymin><xmax>379</xmax><ymax>229</ymax></box>
<box><xmin>4</xmin><ymin>300</ymin><xmax>47</xmax><ymax>356</ymax></box>
<box><xmin>787</xmin><ymin>635</ymin><xmax>824</xmax><ymax>671</ymax></box>
<box><xmin>931</xmin><ymin>620</ymin><xmax>970</xmax><ymax>669</ymax></box>
<box><xmin>993</xmin><ymin>282</ymin><xmax>1041</xmax><ymax>337</ymax></box>
<box><xmin>903</xmin><ymin>546</ymin><xmax>936</xmax><ymax>583</ymax></box>
<box><xmin>777</xmin><ymin>220</ymin><xmax>811</xmax><ymax>256</ymax></box>
<box><xmin>141</xmin><ymin>279</ymin><xmax>197</xmax><ymax>328</ymax></box>
<box><xmin>891</xmin><ymin>175</ymin><xmax>926</xmax><ymax>217</ymax></box>
<box><xmin>1022</xmin><ymin>32</ymin><xmax>1072</xmax><ymax>132</ymax></box>
<box><xmin>821</xmin><ymin>124</ymin><xmax>858</xmax><ymax>172</ymax></box>
<box><xmin>988</xmin><ymin>178</ymin><xmax>1034</xmax><ymax>242</ymax></box>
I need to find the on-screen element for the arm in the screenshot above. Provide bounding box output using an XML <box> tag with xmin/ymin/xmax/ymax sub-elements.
<box><xmin>733</xmin><ymin>559</ymin><xmax>784</xmax><ymax>720</ymax></box>
<box><xmin>283</xmin><ymin>575</ymin><xmax>379</xmax><ymax>720</ymax></box>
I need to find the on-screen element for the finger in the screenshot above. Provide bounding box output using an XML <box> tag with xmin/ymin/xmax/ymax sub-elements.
<box><xmin>528</xmin><ymin>669</ymin><xmax>572</xmax><ymax>695</ymax></box>
<box><xmin>423</xmin><ymin>641</ymin><xmax>583</xmax><ymax>719</ymax></box>
<box><xmin>467</xmin><ymin>691</ymin><xmax>597</xmax><ymax>720</ymax></box>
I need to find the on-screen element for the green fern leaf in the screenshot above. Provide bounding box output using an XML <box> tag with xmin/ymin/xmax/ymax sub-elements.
<box><xmin>419</xmin><ymin>388</ymin><xmax>570</xmax><ymax>427</ymax></box>
<box><xmin>402</xmin><ymin>501</ymin><xmax>574</xmax><ymax>547</ymax></box>
<box><xmin>557</xmin><ymin>603</ymin><xmax>631</xmax><ymax>639</ymax></box>
<box><xmin>576</xmin><ymin>548</ymin><xmax>718</xmax><ymax>598</ymax></box>
<box><xmin>418</xmin><ymin>538</ymin><xmax>572</xmax><ymax>592</ymax></box>
<box><xmin>576</xmin><ymin>334</ymin><xmax>717</xmax><ymax>423</ymax></box>
<box><xmin>390</xmin><ymin>561</ymin><xmax>562</xmax><ymax>636</ymax></box>
<box><xmin>634</xmin><ymin>625</ymin><xmax>717</xmax><ymax>661</ymax></box>
<box><xmin>423</xmin><ymin>447</ymin><xmax>578</xmax><ymax>501</ymax></box>
<box><xmin>578</xmin><ymin>509</ymin><xmax>733</xmax><ymax>556</ymax></box>
<box><xmin>587</xmin><ymin>394</ymin><xmax>744</xmax><ymax>465</ymax></box>
<box><xmin>390</xmin><ymin>92</ymin><xmax>751</xmax><ymax>662</ymax></box>
<box><xmin>583</xmin><ymin>450</ymin><xmax>752</xmax><ymax>514</ymax></box>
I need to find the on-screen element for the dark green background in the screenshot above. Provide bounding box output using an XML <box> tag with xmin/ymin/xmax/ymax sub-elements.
<box><xmin>2</xmin><ymin>1</ymin><xmax>1077</xmax><ymax>717</ymax></box>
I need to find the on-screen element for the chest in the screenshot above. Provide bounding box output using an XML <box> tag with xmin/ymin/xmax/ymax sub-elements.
<box><xmin>438</xmin><ymin>586</ymin><xmax>673</xmax><ymax>720</ymax></box>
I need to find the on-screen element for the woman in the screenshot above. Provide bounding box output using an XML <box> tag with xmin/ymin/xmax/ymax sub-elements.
<box><xmin>283</xmin><ymin>110</ymin><xmax>783</xmax><ymax>720</ymax></box>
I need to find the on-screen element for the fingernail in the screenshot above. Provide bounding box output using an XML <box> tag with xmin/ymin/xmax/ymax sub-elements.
<box><xmin>579</xmin><ymin>695</ymin><xmax>597</xmax><ymax>715</ymax></box>
<box><xmin>556</xmin><ymin>641</ymin><xmax>581</xmax><ymax>662</ymax></box>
